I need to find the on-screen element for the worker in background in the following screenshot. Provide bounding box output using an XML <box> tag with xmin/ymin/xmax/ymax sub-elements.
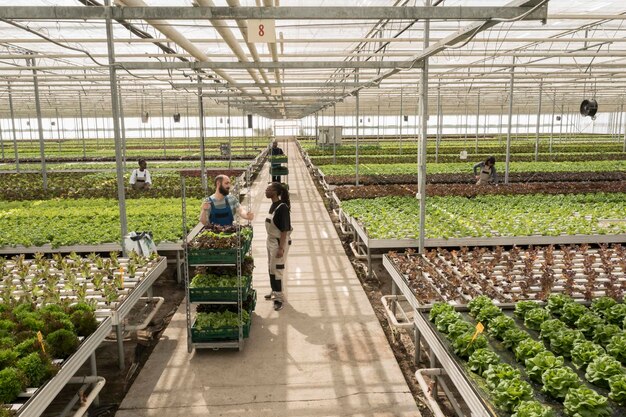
<box><xmin>473</xmin><ymin>156</ymin><xmax>498</xmax><ymax>185</ymax></box>
<box><xmin>264</xmin><ymin>182</ymin><xmax>292</xmax><ymax>311</ymax></box>
<box><xmin>129</xmin><ymin>159</ymin><xmax>152</xmax><ymax>190</ymax></box>
<box><xmin>270</xmin><ymin>140</ymin><xmax>284</xmax><ymax>183</ymax></box>
<box><xmin>199</xmin><ymin>174</ymin><xmax>254</xmax><ymax>226</ymax></box>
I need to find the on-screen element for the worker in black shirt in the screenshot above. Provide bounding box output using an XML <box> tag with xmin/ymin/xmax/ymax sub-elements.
<box><xmin>264</xmin><ymin>182</ymin><xmax>292</xmax><ymax>311</ymax></box>
<box><xmin>270</xmin><ymin>140</ymin><xmax>284</xmax><ymax>183</ymax></box>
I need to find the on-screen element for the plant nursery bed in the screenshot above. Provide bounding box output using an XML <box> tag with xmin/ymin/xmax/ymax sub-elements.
<box><xmin>385</xmin><ymin>244</ymin><xmax>626</xmax><ymax>306</ymax></box>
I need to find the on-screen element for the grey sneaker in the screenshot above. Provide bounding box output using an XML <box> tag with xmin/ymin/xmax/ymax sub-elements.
<box><xmin>264</xmin><ymin>292</ymin><xmax>275</xmax><ymax>300</ymax></box>
<box><xmin>273</xmin><ymin>300</ymin><xmax>283</xmax><ymax>311</ymax></box>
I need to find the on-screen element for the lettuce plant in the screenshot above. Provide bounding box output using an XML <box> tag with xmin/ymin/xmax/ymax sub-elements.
<box><xmin>453</xmin><ymin>331</ymin><xmax>488</xmax><ymax>359</ymax></box>
<box><xmin>591</xmin><ymin>296</ymin><xmax>617</xmax><ymax>317</ymax></box>
<box><xmin>492</xmin><ymin>378</ymin><xmax>533</xmax><ymax>412</ymax></box>
<box><xmin>468</xmin><ymin>295</ymin><xmax>493</xmax><ymax>317</ymax></box>
<box><xmin>447</xmin><ymin>320</ymin><xmax>474</xmax><ymax>340</ymax></box>
<box><xmin>0</xmin><ymin>367</ymin><xmax>25</xmax><ymax>404</ymax></box>
<box><xmin>541</xmin><ymin>366</ymin><xmax>582</xmax><ymax>399</ymax></box>
<box><xmin>468</xmin><ymin>348</ymin><xmax>500</xmax><ymax>376</ymax></box>
<box><xmin>476</xmin><ymin>304</ymin><xmax>504</xmax><ymax>325</ymax></box>
<box><xmin>514</xmin><ymin>339</ymin><xmax>545</xmax><ymax>362</ymax></box>
<box><xmin>514</xmin><ymin>300</ymin><xmax>541</xmax><ymax>319</ymax></box>
<box><xmin>585</xmin><ymin>354</ymin><xmax>624</xmax><ymax>388</ymax></box>
<box><xmin>592</xmin><ymin>324</ymin><xmax>621</xmax><ymax>347</ymax></box>
<box><xmin>429</xmin><ymin>302</ymin><xmax>454</xmax><ymax>323</ymax></box>
<box><xmin>574</xmin><ymin>313</ymin><xmax>605</xmax><ymax>339</ymax></box>
<box><xmin>488</xmin><ymin>315</ymin><xmax>516</xmax><ymax>340</ymax></box>
<box><xmin>525</xmin><ymin>351</ymin><xmax>565</xmax><ymax>382</ymax></box>
<box><xmin>511</xmin><ymin>400</ymin><xmax>555</xmax><ymax>417</ymax></box>
<box><xmin>502</xmin><ymin>328</ymin><xmax>532</xmax><ymax>350</ymax></box>
<box><xmin>434</xmin><ymin>310</ymin><xmax>461</xmax><ymax>334</ymax></box>
<box><xmin>546</xmin><ymin>294</ymin><xmax>573</xmax><ymax>317</ymax></box>
<box><xmin>562</xmin><ymin>303</ymin><xmax>589</xmax><ymax>327</ymax></box>
<box><xmin>540</xmin><ymin>319</ymin><xmax>567</xmax><ymax>342</ymax></box>
<box><xmin>609</xmin><ymin>374</ymin><xmax>626</xmax><ymax>405</ymax></box>
<box><xmin>606</xmin><ymin>333</ymin><xmax>626</xmax><ymax>364</ymax></box>
<box><xmin>571</xmin><ymin>341</ymin><xmax>605</xmax><ymax>370</ymax></box>
<box><xmin>564</xmin><ymin>387</ymin><xmax>611</xmax><ymax>417</ymax></box>
<box><xmin>549</xmin><ymin>329</ymin><xmax>584</xmax><ymax>358</ymax></box>
<box><xmin>605</xmin><ymin>304</ymin><xmax>626</xmax><ymax>326</ymax></box>
<box><xmin>524</xmin><ymin>308</ymin><xmax>550</xmax><ymax>331</ymax></box>
<box><xmin>485</xmin><ymin>363</ymin><xmax>521</xmax><ymax>391</ymax></box>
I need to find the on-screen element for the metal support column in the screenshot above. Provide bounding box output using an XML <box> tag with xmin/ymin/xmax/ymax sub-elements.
<box><xmin>104</xmin><ymin>0</ymin><xmax>128</xmax><ymax>264</ymax></box>
<box><xmin>8</xmin><ymin>82</ymin><xmax>19</xmax><ymax>172</ymax></box>
<box><xmin>28</xmin><ymin>56</ymin><xmax>48</xmax><ymax>190</ymax></box>
<box><xmin>197</xmin><ymin>76</ymin><xmax>208</xmax><ymax>194</ymax></box>
<box><xmin>377</xmin><ymin>98</ymin><xmax>381</xmax><ymax>146</ymax></box>
<box><xmin>0</xmin><ymin>115</ymin><xmax>4</xmax><ymax>160</ymax></box>
<box><xmin>475</xmin><ymin>93</ymin><xmax>480</xmax><ymax>154</ymax></box>
<box><xmin>55</xmin><ymin>107</ymin><xmax>61</xmax><ymax>153</ymax></box>
<box><xmin>399</xmin><ymin>86</ymin><xmax>403</xmax><ymax>155</ymax></box>
<box><xmin>622</xmin><ymin>105</ymin><xmax>626</xmax><ymax>152</ymax></box>
<box><xmin>355</xmin><ymin>58</ymin><xmax>360</xmax><ymax>186</ymax></box>
<box><xmin>333</xmin><ymin>103</ymin><xmax>337</xmax><ymax>165</ymax></box>
<box><xmin>78</xmin><ymin>93</ymin><xmax>87</xmax><ymax>159</ymax></box>
<box><xmin>161</xmin><ymin>90</ymin><xmax>166</xmax><ymax>157</ymax></box>
<box><xmin>534</xmin><ymin>81</ymin><xmax>543</xmax><ymax>162</ymax></box>
<box><xmin>227</xmin><ymin>93</ymin><xmax>232</xmax><ymax>169</ymax></box>
<box><xmin>550</xmin><ymin>93</ymin><xmax>555</xmax><ymax>154</ymax></box>
<box><xmin>243</xmin><ymin>109</ymin><xmax>247</xmax><ymax>156</ymax></box>
<box><xmin>435</xmin><ymin>82</ymin><xmax>441</xmax><ymax>163</ymax></box>
<box><xmin>504</xmin><ymin>57</ymin><xmax>515</xmax><ymax>185</ymax></box>
<box><xmin>418</xmin><ymin>0</ymin><xmax>430</xmax><ymax>254</ymax></box>
<box><xmin>315</xmin><ymin>112</ymin><xmax>319</xmax><ymax>144</ymax></box>
<box><xmin>118</xmin><ymin>88</ymin><xmax>127</xmax><ymax>169</ymax></box>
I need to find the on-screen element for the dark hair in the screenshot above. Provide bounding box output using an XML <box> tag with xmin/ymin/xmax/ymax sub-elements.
<box><xmin>271</xmin><ymin>182</ymin><xmax>290</xmax><ymax>208</ymax></box>
<box><xmin>485</xmin><ymin>156</ymin><xmax>496</xmax><ymax>166</ymax></box>
<box><xmin>138</xmin><ymin>158</ymin><xmax>146</xmax><ymax>165</ymax></box>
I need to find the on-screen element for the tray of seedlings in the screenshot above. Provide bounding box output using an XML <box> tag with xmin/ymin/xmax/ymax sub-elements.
<box><xmin>387</xmin><ymin>244</ymin><xmax>626</xmax><ymax>304</ymax></box>
<box><xmin>0</xmin><ymin>251</ymin><xmax>165</xmax><ymax>414</ymax></box>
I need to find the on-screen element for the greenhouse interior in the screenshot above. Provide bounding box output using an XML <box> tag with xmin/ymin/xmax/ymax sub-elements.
<box><xmin>0</xmin><ymin>1</ymin><xmax>626</xmax><ymax>417</ymax></box>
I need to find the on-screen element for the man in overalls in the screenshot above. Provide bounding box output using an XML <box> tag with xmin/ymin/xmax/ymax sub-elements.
<box><xmin>264</xmin><ymin>182</ymin><xmax>292</xmax><ymax>311</ymax></box>
<box><xmin>473</xmin><ymin>156</ymin><xmax>498</xmax><ymax>185</ymax></box>
<box><xmin>199</xmin><ymin>175</ymin><xmax>254</xmax><ymax>226</ymax></box>
<box><xmin>130</xmin><ymin>159</ymin><xmax>152</xmax><ymax>190</ymax></box>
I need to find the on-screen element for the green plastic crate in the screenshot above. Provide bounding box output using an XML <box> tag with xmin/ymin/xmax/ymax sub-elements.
<box><xmin>191</xmin><ymin>300</ymin><xmax>254</xmax><ymax>342</ymax></box>
<box><xmin>269</xmin><ymin>155</ymin><xmax>288</xmax><ymax>163</ymax></box>
<box><xmin>187</xmin><ymin>237</ymin><xmax>252</xmax><ymax>265</ymax></box>
<box><xmin>270</xmin><ymin>167</ymin><xmax>289</xmax><ymax>176</ymax></box>
<box><xmin>189</xmin><ymin>275</ymin><xmax>253</xmax><ymax>302</ymax></box>
<box><xmin>191</xmin><ymin>318</ymin><xmax>251</xmax><ymax>342</ymax></box>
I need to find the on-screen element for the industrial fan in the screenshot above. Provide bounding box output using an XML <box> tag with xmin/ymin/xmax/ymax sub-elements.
<box><xmin>580</xmin><ymin>99</ymin><xmax>598</xmax><ymax>119</ymax></box>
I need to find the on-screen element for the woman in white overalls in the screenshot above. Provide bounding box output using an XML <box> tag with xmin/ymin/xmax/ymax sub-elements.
<box><xmin>264</xmin><ymin>182</ymin><xmax>292</xmax><ymax>311</ymax></box>
<box><xmin>473</xmin><ymin>156</ymin><xmax>498</xmax><ymax>185</ymax></box>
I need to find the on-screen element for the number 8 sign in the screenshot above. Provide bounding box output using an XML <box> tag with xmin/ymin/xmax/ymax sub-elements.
<box><xmin>247</xmin><ymin>19</ymin><xmax>276</xmax><ymax>43</ymax></box>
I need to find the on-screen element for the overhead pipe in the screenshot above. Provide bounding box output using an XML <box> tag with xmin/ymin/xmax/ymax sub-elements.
<box><xmin>263</xmin><ymin>0</ymin><xmax>282</xmax><ymax>85</ymax></box>
<box><xmin>225</xmin><ymin>0</ymin><xmax>273</xmax><ymax>88</ymax></box>
<box><xmin>115</xmin><ymin>0</ymin><xmax>245</xmax><ymax>93</ymax></box>
<box><xmin>194</xmin><ymin>0</ymin><xmax>269</xmax><ymax>97</ymax></box>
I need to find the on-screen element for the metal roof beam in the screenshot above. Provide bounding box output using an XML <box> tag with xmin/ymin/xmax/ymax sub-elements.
<box><xmin>0</xmin><ymin>6</ymin><xmax>547</xmax><ymax>21</ymax></box>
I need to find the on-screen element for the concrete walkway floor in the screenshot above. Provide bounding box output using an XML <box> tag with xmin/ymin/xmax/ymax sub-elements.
<box><xmin>116</xmin><ymin>139</ymin><xmax>420</xmax><ymax>417</ymax></box>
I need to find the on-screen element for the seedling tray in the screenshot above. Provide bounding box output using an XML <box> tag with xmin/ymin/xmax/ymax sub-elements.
<box><xmin>189</xmin><ymin>275</ymin><xmax>253</xmax><ymax>302</ymax></box>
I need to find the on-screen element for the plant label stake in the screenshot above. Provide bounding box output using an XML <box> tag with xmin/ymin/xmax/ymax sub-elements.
<box><xmin>470</xmin><ymin>322</ymin><xmax>484</xmax><ymax>344</ymax></box>
<box><xmin>37</xmin><ymin>331</ymin><xmax>46</xmax><ymax>354</ymax></box>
